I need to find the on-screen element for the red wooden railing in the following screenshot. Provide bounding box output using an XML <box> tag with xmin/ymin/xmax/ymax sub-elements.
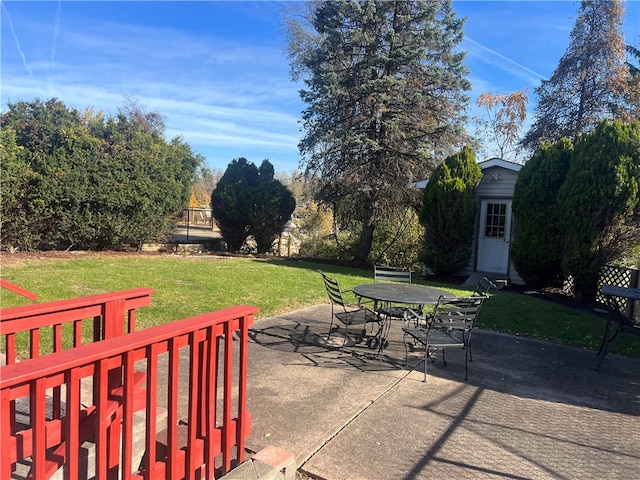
<box><xmin>1</xmin><ymin>288</ymin><xmax>155</xmax><ymax>365</ymax></box>
<box><xmin>0</xmin><ymin>288</ymin><xmax>155</xmax><ymax>479</ymax></box>
<box><xmin>1</xmin><ymin>302</ymin><xmax>257</xmax><ymax>479</ymax></box>
<box><xmin>0</xmin><ymin>279</ymin><xmax>38</xmax><ymax>302</ymax></box>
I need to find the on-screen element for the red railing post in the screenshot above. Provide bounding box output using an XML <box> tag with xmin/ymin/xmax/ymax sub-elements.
<box><xmin>1</xmin><ymin>388</ymin><xmax>12</xmax><ymax>479</ymax></box>
<box><xmin>222</xmin><ymin>320</ymin><xmax>234</xmax><ymax>472</ymax></box>
<box><xmin>237</xmin><ymin>312</ymin><xmax>251</xmax><ymax>464</ymax></box>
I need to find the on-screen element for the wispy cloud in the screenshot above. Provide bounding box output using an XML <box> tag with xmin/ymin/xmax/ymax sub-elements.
<box><xmin>1</xmin><ymin>2</ymin><xmax>33</xmax><ymax>77</ymax></box>
<box><xmin>1</xmin><ymin>3</ymin><xmax>303</xmax><ymax>171</ymax></box>
<box><xmin>50</xmin><ymin>0</ymin><xmax>61</xmax><ymax>76</ymax></box>
<box><xmin>464</xmin><ymin>36</ymin><xmax>547</xmax><ymax>87</ymax></box>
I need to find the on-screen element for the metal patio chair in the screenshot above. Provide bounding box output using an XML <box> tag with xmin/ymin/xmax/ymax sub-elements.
<box><xmin>318</xmin><ymin>270</ymin><xmax>385</xmax><ymax>351</ymax></box>
<box><xmin>374</xmin><ymin>265</ymin><xmax>412</xmax><ymax>284</ymax></box>
<box><xmin>474</xmin><ymin>276</ymin><xmax>497</xmax><ymax>296</ymax></box>
<box><xmin>403</xmin><ymin>295</ymin><xmax>488</xmax><ymax>381</ymax></box>
<box><xmin>596</xmin><ymin>284</ymin><xmax>640</xmax><ymax>371</ymax></box>
<box><xmin>372</xmin><ymin>265</ymin><xmax>419</xmax><ymax>321</ymax></box>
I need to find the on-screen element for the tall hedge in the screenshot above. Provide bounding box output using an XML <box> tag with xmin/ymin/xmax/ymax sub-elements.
<box><xmin>419</xmin><ymin>146</ymin><xmax>482</xmax><ymax>276</ymax></box>
<box><xmin>511</xmin><ymin>138</ymin><xmax>572</xmax><ymax>288</ymax></box>
<box><xmin>558</xmin><ymin>120</ymin><xmax>640</xmax><ymax>301</ymax></box>
<box><xmin>0</xmin><ymin>98</ymin><xmax>201</xmax><ymax>251</ymax></box>
<box><xmin>211</xmin><ymin>158</ymin><xmax>296</xmax><ymax>253</ymax></box>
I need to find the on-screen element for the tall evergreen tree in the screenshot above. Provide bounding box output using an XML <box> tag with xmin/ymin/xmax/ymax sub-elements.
<box><xmin>511</xmin><ymin>139</ymin><xmax>572</xmax><ymax>288</ymax></box>
<box><xmin>627</xmin><ymin>43</ymin><xmax>640</xmax><ymax>77</ymax></box>
<box><xmin>287</xmin><ymin>0</ymin><xmax>470</xmax><ymax>264</ymax></box>
<box><xmin>521</xmin><ymin>0</ymin><xmax>639</xmax><ymax>150</ymax></box>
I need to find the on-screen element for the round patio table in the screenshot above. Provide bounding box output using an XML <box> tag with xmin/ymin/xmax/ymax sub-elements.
<box><xmin>352</xmin><ymin>283</ymin><xmax>456</xmax><ymax>351</ymax></box>
<box><xmin>352</xmin><ymin>283</ymin><xmax>455</xmax><ymax>306</ymax></box>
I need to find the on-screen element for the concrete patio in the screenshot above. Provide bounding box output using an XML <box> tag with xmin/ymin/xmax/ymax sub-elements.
<box><xmin>238</xmin><ymin>303</ymin><xmax>640</xmax><ymax>479</ymax></box>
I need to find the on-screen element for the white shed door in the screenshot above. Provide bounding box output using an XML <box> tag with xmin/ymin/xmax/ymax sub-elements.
<box><xmin>477</xmin><ymin>199</ymin><xmax>511</xmax><ymax>274</ymax></box>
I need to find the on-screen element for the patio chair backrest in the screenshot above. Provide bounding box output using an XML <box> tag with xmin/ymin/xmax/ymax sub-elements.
<box><xmin>318</xmin><ymin>270</ymin><xmax>347</xmax><ymax>308</ymax></box>
<box><xmin>374</xmin><ymin>265</ymin><xmax>411</xmax><ymax>284</ymax></box>
<box><xmin>474</xmin><ymin>277</ymin><xmax>496</xmax><ymax>296</ymax></box>
<box><xmin>431</xmin><ymin>295</ymin><xmax>487</xmax><ymax>331</ymax></box>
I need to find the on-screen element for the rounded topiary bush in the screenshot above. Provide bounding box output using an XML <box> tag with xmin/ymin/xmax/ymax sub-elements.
<box><xmin>419</xmin><ymin>146</ymin><xmax>482</xmax><ymax>276</ymax></box>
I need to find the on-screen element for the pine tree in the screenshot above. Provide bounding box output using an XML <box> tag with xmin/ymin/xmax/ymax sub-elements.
<box><xmin>287</xmin><ymin>0</ymin><xmax>470</xmax><ymax>264</ymax></box>
<box><xmin>627</xmin><ymin>43</ymin><xmax>640</xmax><ymax>77</ymax></box>
<box><xmin>521</xmin><ymin>0</ymin><xmax>638</xmax><ymax>150</ymax></box>
<box><xmin>210</xmin><ymin>158</ymin><xmax>296</xmax><ymax>253</ymax></box>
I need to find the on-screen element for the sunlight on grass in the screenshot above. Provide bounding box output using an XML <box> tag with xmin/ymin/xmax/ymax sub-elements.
<box><xmin>2</xmin><ymin>253</ymin><xmax>638</xmax><ymax>358</ymax></box>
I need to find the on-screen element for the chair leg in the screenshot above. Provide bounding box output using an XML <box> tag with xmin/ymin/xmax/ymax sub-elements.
<box><xmin>464</xmin><ymin>344</ymin><xmax>469</xmax><ymax>381</ymax></box>
<box><xmin>403</xmin><ymin>334</ymin><xmax>410</xmax><ymax>366</ymax></box>
<box><xmin>327</xmin><ymin>306</ymin><xmax>337</xmax><ymax>340</ymax></box>
<box><xmin>423</xmin><ymin>347</ymin><xmax>428</xmax><ymax>382</ymax></box>
<box><xmin>377</xmin><ymin>322</ymin><xmax>388</xmax><ymax>354</ymax></box>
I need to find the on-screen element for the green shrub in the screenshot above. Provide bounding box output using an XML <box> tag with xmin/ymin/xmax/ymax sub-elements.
<box><xmin>0</xmin><ymin>99</ymin><xmax>199</xmax><ymax>251</ymax></box>
<box><xmin>211</xmin><ymin>158</ymin><xmax>296</xmax><ymax>253</ymax></box>
<box><xmin>559</xmin><ymin>120</ymin><xmax>640</xmax><ymax>301</ymax></box>
<box><xmin>419</xmin><ymin>146</ymin><xmax>482</xmax><ymax>275</ymax></box>
<box><xmin>299</xmin><ymin>231</ymin><xmax>358</xmax><ymax>261</ymax></box>
<box><xmin>0</xmin><ymin>128</ymin><xmax>40</xmax><ymax>250</ymax></box>
<box><xmin>369</xmin><ymin>208</ymin><xmax>425</xmax><ymax>271</ymax></box>
<box><xmin>511</xmin><ymin>138</ymin><xmax>572</xmax><ymax>288</ymax></box>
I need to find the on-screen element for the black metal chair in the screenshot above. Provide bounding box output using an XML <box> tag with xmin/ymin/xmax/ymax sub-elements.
<box><xmin>318</xmin><ymin>270</ymin><xmax>385</xmax><ymax>351</ymax></box>
<box><xmin>403</xmin><ymin>295</ymin><xmax>487</xmax><ymax>381</ymax></box>
<box><xmin>374</xmin><ymin>265</ymin><xmax>412</xmax><ymax>284</ymax></box>
<box><xmin>372</xmin><ymin>265</ymin><xmax>419</xmax><ymax>321</ymax></box>
<box><xmin>474</xmin><ymin>276</ymin><xmax>497</xmax><ymax>296</ymax></box>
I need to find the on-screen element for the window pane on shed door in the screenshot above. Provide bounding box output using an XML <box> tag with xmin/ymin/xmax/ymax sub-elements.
<box><xmin>484</xmin><ymin>203</ymin><xmax>507</xmax><ymax>238</ymax></box>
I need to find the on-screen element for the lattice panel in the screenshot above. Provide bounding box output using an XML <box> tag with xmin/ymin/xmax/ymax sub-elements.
<box><xmin>596</xmin><ymin>265</ymin><xmax>633</xmax><ymax>304</ymax></box>
<box><xmin>596</xmin><ymin>265</ymin><xmax>639</xmax><ymax>323</ymax></box>
<box><xmin>562</xmin><ymin>266</ymin><xmax>638</xmax><ymax>323</ymax></box>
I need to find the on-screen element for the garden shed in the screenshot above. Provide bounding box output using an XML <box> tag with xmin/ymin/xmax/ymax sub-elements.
<box><xmin>417</xmin><ymin>158</ymin><xmax>525</xmax><ymax>285</ymax></box>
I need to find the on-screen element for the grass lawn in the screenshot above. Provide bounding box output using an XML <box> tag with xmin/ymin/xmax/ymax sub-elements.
<box><xmin>1</xmin><ymin>252</ymin><xmax>638</xmax><ymax>358</ymax></box>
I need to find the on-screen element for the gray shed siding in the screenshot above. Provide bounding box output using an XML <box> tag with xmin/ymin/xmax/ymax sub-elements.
<box><xmin>476</xmin><ymin>166</ymin><xmax>519</xmax><ymax>197</ymax></box>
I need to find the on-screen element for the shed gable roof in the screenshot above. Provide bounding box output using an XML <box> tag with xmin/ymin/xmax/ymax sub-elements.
<box><xmin>478</xmin><ymin>158</ymin><xmax>522</xmax><ymax>172</ymax></box>
<box><xmin>413</xmin><ymin>157</ymin><xmax>521</xmax><ymax>188</ymax></box>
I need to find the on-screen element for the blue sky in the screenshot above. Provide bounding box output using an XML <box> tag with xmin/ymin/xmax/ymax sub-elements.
<box><xmin>2</xmin><ymin>1</ymin><xmax>639</xmax><ymax>173</ymax></box>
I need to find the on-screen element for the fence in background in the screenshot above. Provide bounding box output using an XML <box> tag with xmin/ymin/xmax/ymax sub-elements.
<box><xmin>180</xmin><ymin>208</ymin><xmax>213</xmax><ymax>228</ymax></box>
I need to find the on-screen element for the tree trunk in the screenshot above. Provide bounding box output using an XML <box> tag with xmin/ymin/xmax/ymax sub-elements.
<box><xmin>354</xmin><ymin>198</ymin><xmax>376</xmax><ymax>265</ymax></box>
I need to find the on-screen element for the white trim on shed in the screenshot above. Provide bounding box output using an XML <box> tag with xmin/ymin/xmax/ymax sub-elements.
<box><xmin>477</xmin><ymin>158</ymin><xmax>522</xmax><ymax>173</ymax></box>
